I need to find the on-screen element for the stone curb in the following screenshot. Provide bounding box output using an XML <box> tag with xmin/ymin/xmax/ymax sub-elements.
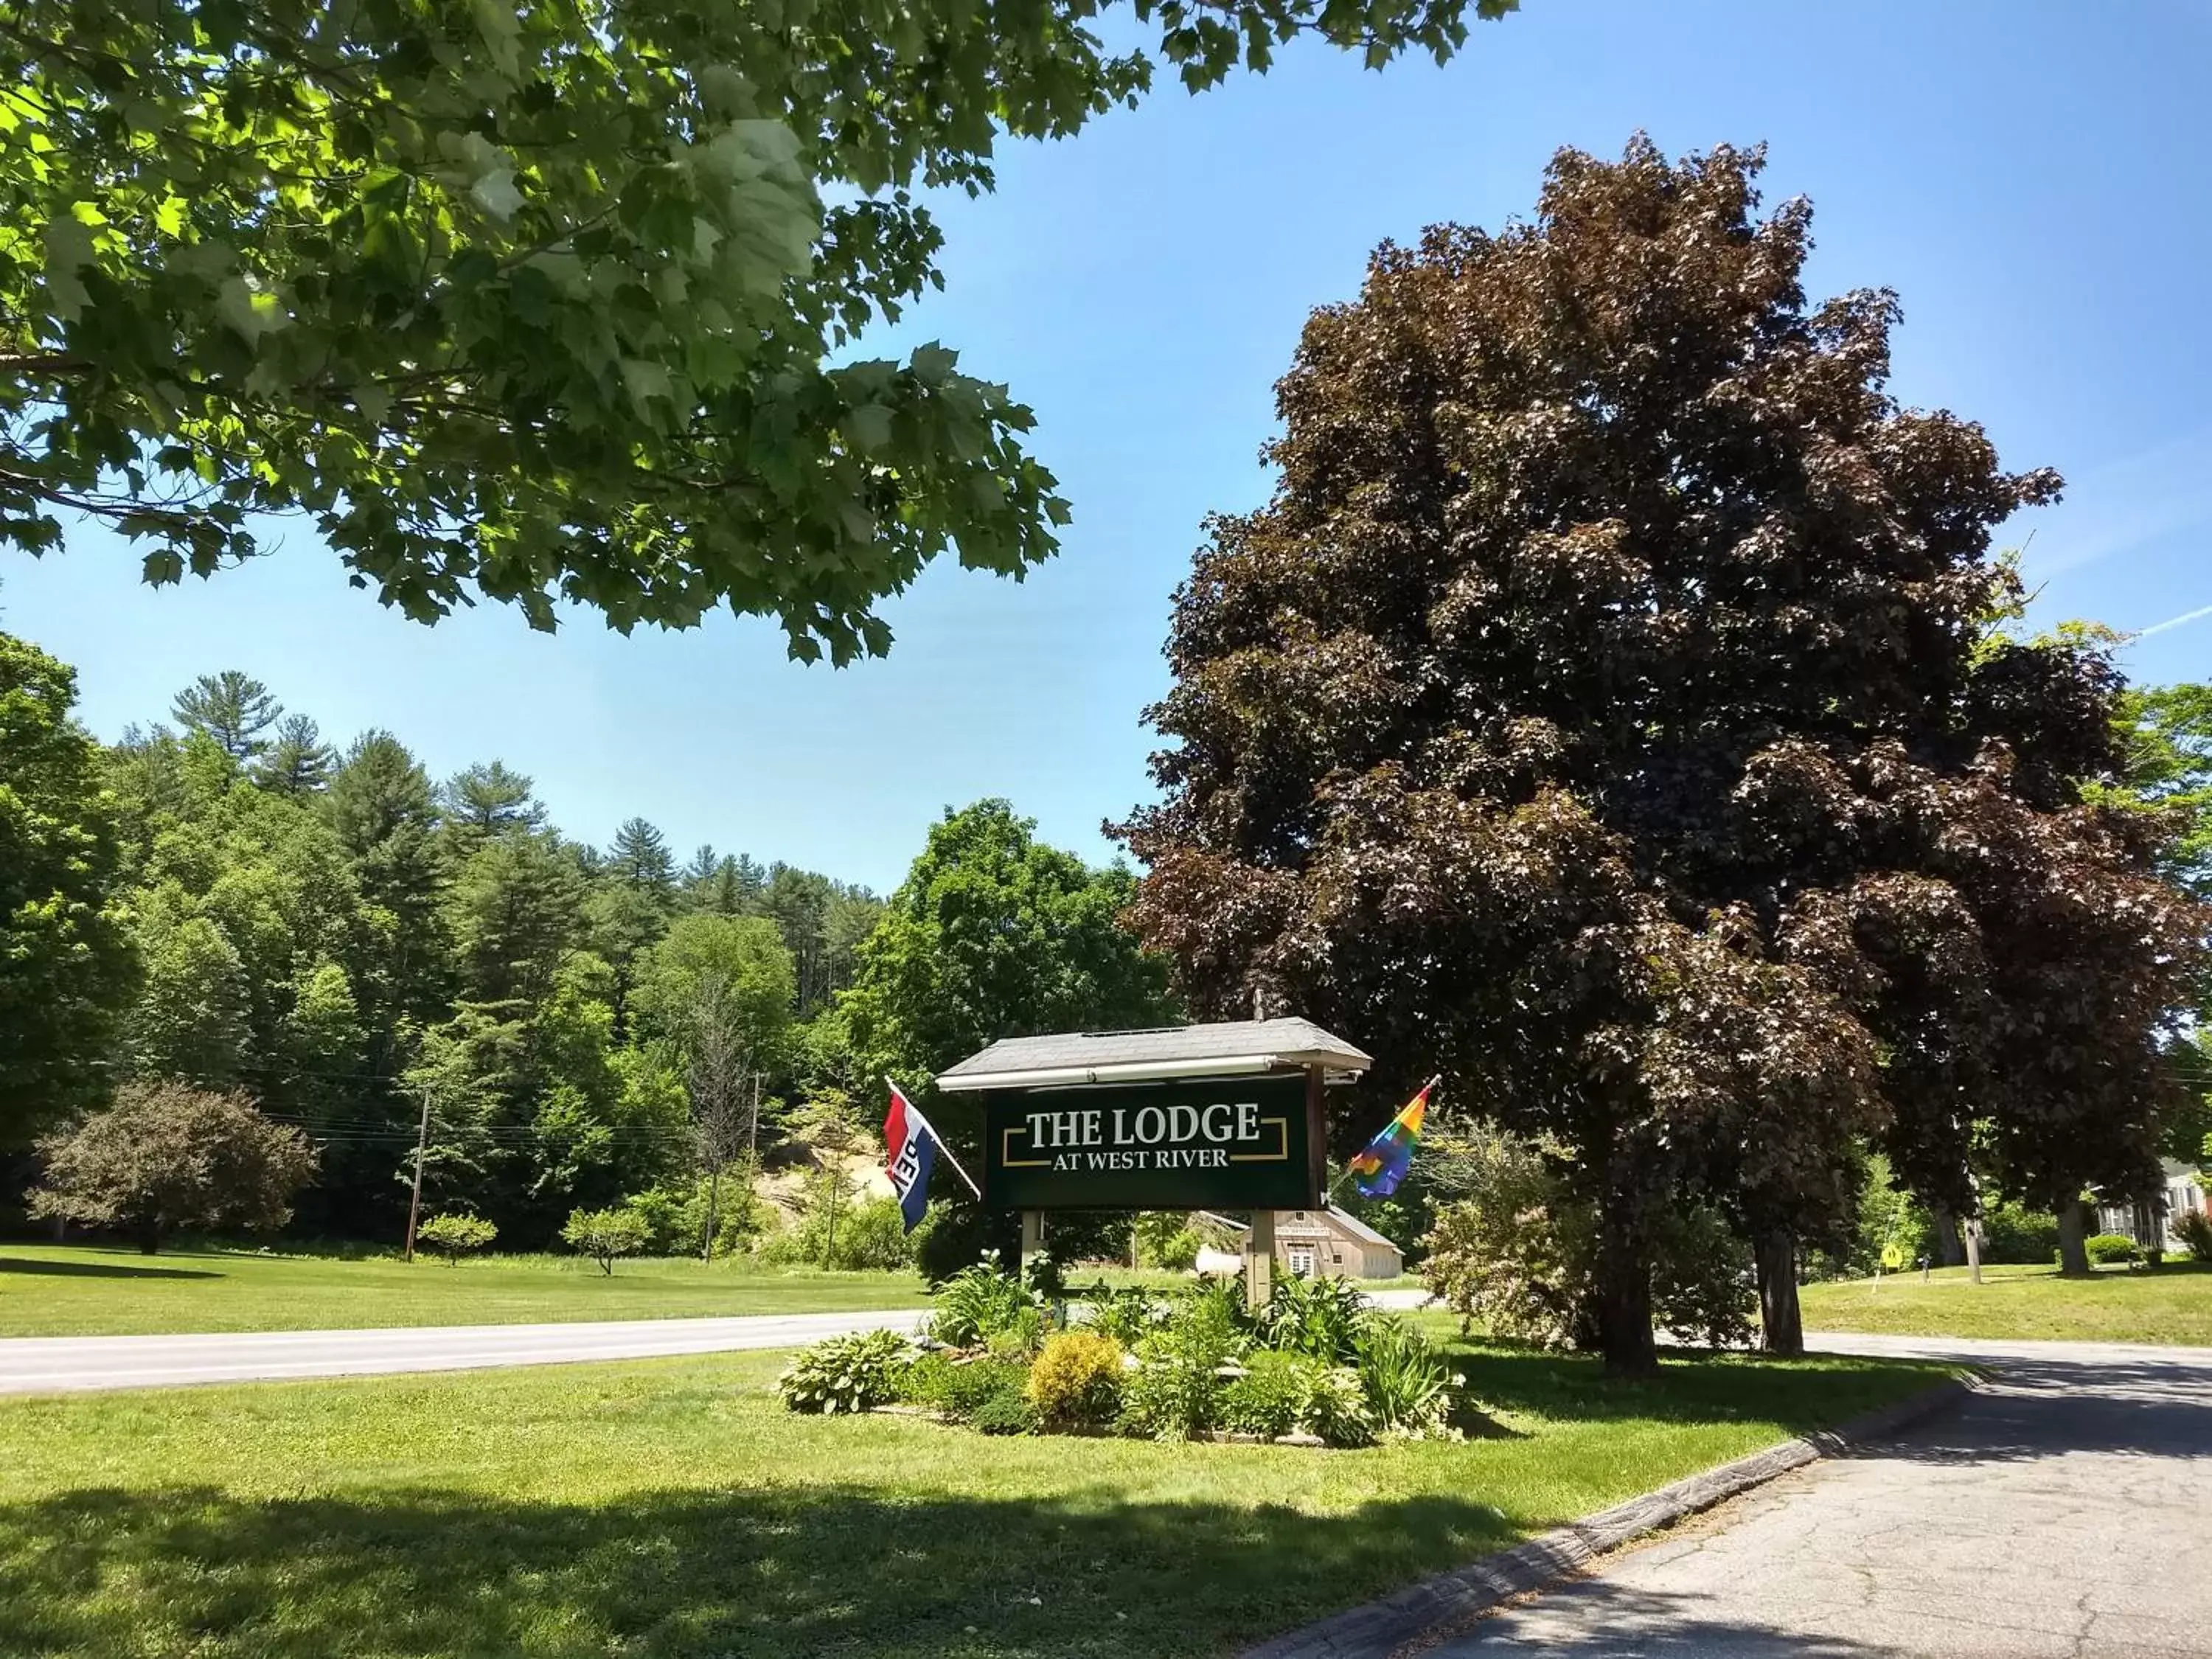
<box><xmin>1239</xmin><ymin>1372</ymin><xmax>1976</xmax><ymax>1659</ymax></box>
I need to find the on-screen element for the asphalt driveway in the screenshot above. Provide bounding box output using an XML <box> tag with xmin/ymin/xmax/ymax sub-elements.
<box><xmin>1433</xmin><ymin>1333</ymin><xmax>2212</xmax><ymax>1658</ymax></box>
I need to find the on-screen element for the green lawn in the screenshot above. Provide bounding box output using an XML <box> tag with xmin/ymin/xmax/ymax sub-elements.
<box><xmin>0</xmin><ymin>1243</ymin><xmax>930</xmax><ymax>1337</ymax></box>
<box><xmin>1802</xmin><ymin>1259</ymin><xmax>2212</xmax><ymax>1346</ymax></box>
<box><xmin>0</xmin><ymin>1340</ymin><xmax>1943</xmax><ymax>1659</ymax></box>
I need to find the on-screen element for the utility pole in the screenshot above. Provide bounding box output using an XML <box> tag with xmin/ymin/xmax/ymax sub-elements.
<box><xmin>703</xmin><ymin>1156</ymin><xmax>721</xmax><ymax>1265</ymax></box>
<box><xmin>403</xmin><ymin>1085</ymin><xmax>432</xmax><ymax>1262</ymax></box>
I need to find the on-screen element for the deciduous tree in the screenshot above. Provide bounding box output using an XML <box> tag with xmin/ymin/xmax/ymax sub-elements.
<box><xmin>415</xmin><ymin>1211</ymin><xmax>498</xmax><ymax>1264</ymax></box>
<box><xmin>846</xmin><ymin>799</ymin><xmax>1174</xmax><ymax>1269</ymax></box>
<box><xmin>2107</xmin><ymin>681</ymin><xmax>2212</xmax><ymax>898</ymax></box>
<box><xmin>1116</xmin><ymin>139</ymin><xmax>2191</xmax><ymax>1368</ymax></box>
<box><xmin>2</xmin><ymin>0</ymin><xmax>1517</xmax><ymax>659</ymax></box>
<box><xmin>629</xmin><ymin>914</ymin><xmax>796</xmax><ymax>1066</ymax></box>
<box><xmin>27</xmin><ymin>1080</ymin><xmax>317</xmax><ymax>1253</ymax></box>
<box><xmin>125</xmin><ymin>910</ymin><xmax>251</xmax><ymax>1086</ymax></box>
<box><xmin>561</xmin><ymin>1205</ymin><xmax>649</xmax><ymax>1274</ymax></box>
<box><xmin>630</xmin><ymin>916</ymin><xmax>794</xmax><ymax>1251</ymax></box>
<box><xmin>848</xmin><ymin>799</ymin><xmax>1172</xmax><ymax>1087</ymax></box>
<box><xmin>0</xmin><ymin>630</ymin><xmax>136</xmax><ymax>1143</ymax></box>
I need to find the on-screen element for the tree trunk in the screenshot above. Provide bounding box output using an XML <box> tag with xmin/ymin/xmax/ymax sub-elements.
<box><xmin>138</xmin><ymin>1220</ymin><xmax>161</xmax><ymax>1256</ymax></box>
<box><xmin>1931</xmin><ymin>1204</ymin><xmax>1966</xmax><ymax>1267</ymax></box>
<box><xmin>1964</xmin><ymin>1216</ymin><xmax>1983</xmax><ymax>1284</ymax></box>
<box><xmin>703</xmin><ymin>1161</ymin><xmax>721</xmax><ymax>1264</ymax></box>
<box><xmin>1755</xmin><ymin>1226</ymin><xmax>1804</xmax><ymax>1356</ymax></box>
<box><xmin>2056</xmin><ymin>1196</ymin><xmax>2090</xmax><ymax>1276</ymax></box>
<box><xmin>1594</xmin><ymin>1211</ymin><xmax>1658</xmax><ymax>1377</ymax></box>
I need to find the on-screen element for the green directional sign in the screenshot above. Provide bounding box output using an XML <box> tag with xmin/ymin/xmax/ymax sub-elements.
<box><xmin>981</xmin><ymin>1074</ymin><xmax>1319</xmax><ymax>1211</ymax></box>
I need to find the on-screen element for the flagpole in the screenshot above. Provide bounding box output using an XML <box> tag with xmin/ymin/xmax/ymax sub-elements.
<box><xmin>886</xmin><ymin>1075</ymin><xmax>983</xmax><ymax>1201</ymax></box>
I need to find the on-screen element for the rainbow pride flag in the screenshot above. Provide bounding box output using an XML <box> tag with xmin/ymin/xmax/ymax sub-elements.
<box><xmin>1346</xmin><ymin>1078</ymin><xmax>1437</xmax><ymax>1199</ymax></box>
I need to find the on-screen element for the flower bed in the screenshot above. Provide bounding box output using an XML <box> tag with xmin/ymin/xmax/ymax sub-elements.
<box><xmin>779</xmin><ymin>1253</ymin><xmax>1475</xmax><ymax>1447</ymax></box>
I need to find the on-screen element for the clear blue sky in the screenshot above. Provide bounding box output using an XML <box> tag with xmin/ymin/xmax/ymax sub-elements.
<box><xmin>4</xmin><ymin>0</ymin><xmax>2208</xmax><ymax>893</ymax></box>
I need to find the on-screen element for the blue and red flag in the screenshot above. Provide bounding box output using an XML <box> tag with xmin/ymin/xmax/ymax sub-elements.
<box><xmin>883</xmin><ymin>1079</ymin><xmax>941</xmax><ymax>1233</ymax></box>
<box><xmin>1346</xmin><ymin>1077</ymin><xmax>1439</xmax><ymax>1199</ymax></box>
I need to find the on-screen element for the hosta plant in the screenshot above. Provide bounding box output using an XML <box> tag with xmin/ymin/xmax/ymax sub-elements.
<box><xmin>1299</xmin><ymin>1366</ymin><xmax>1377</xmax><ymax>1449</ymax></box>
<box><xmin>779</xmin><ymin>1329</ymin><xmax>914</xmax><ymax>1415</ymax></box>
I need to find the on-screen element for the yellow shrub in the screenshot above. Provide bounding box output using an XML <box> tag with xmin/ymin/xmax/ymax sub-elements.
<box><xmin>1023</xmin><ymin>1329</ymin><xmax>1124</xmax><ymax>1431</ymax></box>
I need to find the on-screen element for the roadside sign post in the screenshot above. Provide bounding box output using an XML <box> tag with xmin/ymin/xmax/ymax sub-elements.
<box><xmin>1245</xmin><ymin>1207</ymin><xmax>1275</xmax><ymax>1307</ymax></box>
<box><xmin>935</xmin><ymin>1019</ymin><xmax>1373</xmax><ymax>1309</ymax></box>
<box><xmin>1019</xmin><ymin>1209</ymin><xmax>1046</xmax><ymax>1279</ymax></box>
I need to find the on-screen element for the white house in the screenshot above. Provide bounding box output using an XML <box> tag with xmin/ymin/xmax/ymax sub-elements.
<box><xmin>2091</xmin><ymin>1160</ymin><xmax>2207</xmax><ymax>1248</ymax></box>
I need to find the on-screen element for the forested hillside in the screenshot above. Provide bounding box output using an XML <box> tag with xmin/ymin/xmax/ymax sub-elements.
<box><xmin>13</xmin><ymin>653</ymin><xmax>897</xmax><ymax>1246</ymax></box>
<box><xmin>2</xmin><ymin>635</ymin><xmax>1177</xmax><ymax>1258</ymax></box>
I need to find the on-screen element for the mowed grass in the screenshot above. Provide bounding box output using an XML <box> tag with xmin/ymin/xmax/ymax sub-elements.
<box><xmin>0</xmin><ymin>1340</ymin><xmax>1944</xmax><ymax>1659</ymax></box>
<box><xmin>1802</xmin><ymin>1259</ymin><xmax>2212</xmax><ymax>1346</ymax></box>
<box><xmin>0</xmin><ymin>1243</ymin><xmax>929</xmax><ymax>1338</ymax></box>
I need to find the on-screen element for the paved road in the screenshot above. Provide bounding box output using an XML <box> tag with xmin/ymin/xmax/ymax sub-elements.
<box><xmin>0</xmin><ymin>1309</ymin><xmax>927</xmax><ymax>1394</ymax></box>
<box><xmin>1433</xmin><ymin>1333</ymin><xmax>2212</xmax><ymax>1658</ymax></box>
<box><xmin>5</xmin><ymin>1290</ymin><xmax>1422</xmax><ymax>1394</ymax></box>
<box><xmin>0</xmin><ymin>1294</ymin><xmax>1411</xmax><ymax>1395</ymax></box>
<box><xmin>0</xmin><ymin>1286</ymin><xmax>1424</xmax><ymax>1394</ymax></box>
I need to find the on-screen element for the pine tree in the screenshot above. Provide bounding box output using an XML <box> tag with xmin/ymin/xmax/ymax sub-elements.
<box><xmin>170</xmin><ymin>671</ymin><xmax>282</xmax><ymax>759</ymax></box>
<box><xmin>731</xmin><ymin>853</ymin><xmax>768</xmax><ymax>908</ymax></box>
<box><xmin>610</xmin><ymin>817</ymin><xmax>676</xmax><ymax>902</ymax></box>
<box><xmin>437</xmin><ymin>762</ymin><xmax>546</xmax><ymax>846</ymax></box>
<box><xmin>447</xmin><ymin>833</ymin><xmax>585</xmax><ymax>1010</ymax></box>
<box><xmin>324</xmin><ymin>731</ymin><xmax>448</xmax><ymax>1026</ymax></box>
<box><xmin>680</xmin><ymin>844</ymin><xmax>720</xmax><ymax>897</ymax></box>
<box><xmin>707</xmin><ymin>858</ymin><xmax>741</xmax><ymax>915</ymax></box>
<box><xmin>759</xmin><ymin>863</ymin><xmax>833</xmax><ymax>1014</ymax></box>
<box><xmin>253</xmin><ymin>713</ymin><xmax>336</xmax><ymax>796</ymax></box>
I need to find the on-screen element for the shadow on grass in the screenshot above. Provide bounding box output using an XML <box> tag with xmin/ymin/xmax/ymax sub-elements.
<box><xmin>0</xmin><ymin>1256</ymin><xmax>221</xmax><ymax>1281</ymax></box>
<box><xmin>1440</xmin><ymin>1341</ymin><xmax>1941</xmax><ymax>1436</ymax></box>
<box><xmin>0</xmin><ymin>1351</ymin><xmax>1946</xmax><ymax>1658</ymax></box>
<box><xmin>0</xmin><ymin>1483</ymin><xmax>1514</xmax><ymax>1659</ymax></box>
